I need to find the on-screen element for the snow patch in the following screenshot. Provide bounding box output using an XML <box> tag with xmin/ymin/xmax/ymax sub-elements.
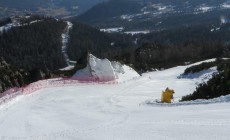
<box><xmin>73</xmin><ymin>54</ymin><xmax>139</xmax><ymax>82</ymax></box>
<box><xmin>194</xmin><ymin>5</ymin><xmax>214</xmax><ymax>13</ymax></box>
<box><xmin>0</xmin><ymin>19</ymin><xmax>43</xmax><ymax>34</ymax></box>
<box><xmin>124</xmin><ymin>30</ymin><xmax>150</xmax><ymax>35</ymax></box>
<box><xmin>30</xmin><ymin>20</ymin><xmax>41</xmax><ymax>24</ymax></box>
<box><xmin>221</xmin><ymin>2</ymin><xmax>230</xmax><ymax>9</ymax></box>
<box><xmin>100</xmin><ymin>27</ymin><xmax>124</xmax><ymax>33</ymax></box>
<box><xmin>178</xmin><ymin>67</ymin><xmax>218</xmax><ymax>83</ymax></box>
<box><xmin>220</xmin><ymin>16</ymin><xmax>230</xmax><ymax>24</ymax></box>
<box><xmin>59</xmin><ymin>65</ymin><xmax>75</xmax><ymax>71</ymax></box>
<box><xmin>0</xmin><ymin>23</ymin><xmax>19</xmax><ymax>34</ymax></box>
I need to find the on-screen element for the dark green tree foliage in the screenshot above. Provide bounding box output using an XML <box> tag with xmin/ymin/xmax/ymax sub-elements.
<box><xmin>77</xmin><ymin>0</ymin><xmax>142</xmax><ymax>26</ymax></box>
<box><xmin>67</xmin><ymin>22</ymin><xmax>136</xmax><ymax>61</ymax></box>
<box><xmin>17</xmin><ymin>15</ymin><xmax>45</xmax><ymax>25</ymax></box>
<box><xmin>183</xmin><ymin>61</ymin><xmax>219</xmax><ymax>75</ymax></box>
<box><xmin>0</xmin><ymin>17</ymin><xmax>67</xmax><ymax>71</ymax></box>
<box><xmin>0</xmin><ymin>58</ymin><xmax>28</xmax><ymax>93</ymax></box>
<box><xmin>134</xmin><ymin>43</ymin><xmax>183</xmax><ymax>71</ymax></box>
<box><xmin>132</xmin><ymin>41</ymin><xmax>225</xmax><ymax>72</ymax></box>
<box><xmin>130</xmin><ymin>24</ymin><xmax>230</xmax><ymax>72</ymax></box>
<box><xmin>0</xmin><ymin>17</ymin><xmax>11</xmax><ymax>27</ymax></box>
<box><xmin>76</xmin><ymin>0</ymin><xmax>230</xmax><ymax>31</ymax></box>
<box><xmin>138</xmin><ymin>24</ymin><xmax>230</xmax><ymax>45</ymax></box>
<box><xmin>67</xmin><ymin>22</ymin><xmax>230</xmax><ymax>73</ymax></box>
<box><xmin>181</xmin><ymin>59</ymin><xmax>230</xmax><ymax>101</ymax></box>
<box><xmin>54</xmin><ymin>51</ymin><xmax>90</xmax><ymax>78</ymax></box>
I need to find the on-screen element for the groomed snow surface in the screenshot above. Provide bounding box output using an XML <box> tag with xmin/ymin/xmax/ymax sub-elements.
<box><xmin>1</xmin><ymin>59</ymin><xmax>230</xmax><ymax>140</ymax></box>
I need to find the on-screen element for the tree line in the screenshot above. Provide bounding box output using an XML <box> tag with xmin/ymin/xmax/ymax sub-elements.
<box><xmin>0</xmin><ymin>16</ymin><xmax>67</xmax><ymax>93</ymax></box>
<box><xmin>67</xmin><ymin>22</ymin><xmax>230</xmax><ymax>74</ymax></box>
<box><xmin>0</xmin><ymin>16</ymin><xmax>67</xmax><ymax>71</ymax></box>
<box><xmin>181</xmin><ymin>59</ymin><xmax>230</xmax><ymax>101</ymax></box>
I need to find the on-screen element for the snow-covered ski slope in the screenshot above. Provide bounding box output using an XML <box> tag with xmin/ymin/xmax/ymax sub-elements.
<box><xmin>1</xmin><ymin>59</ymin><xmax>230</xmax><ymax>140</ymax></box>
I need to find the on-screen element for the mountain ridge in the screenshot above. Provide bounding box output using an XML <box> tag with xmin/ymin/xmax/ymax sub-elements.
<box><xmin>0</xmin><ymin>0</ymin><xmax>107</xmax><ymax>18</ymax></box>
<box><xmin>76</xmin><ymin>0</ymin><xmax>230</xmax><ymax>31</ymax></box>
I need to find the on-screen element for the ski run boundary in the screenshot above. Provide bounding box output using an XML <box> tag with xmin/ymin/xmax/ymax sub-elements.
<box><xmin>0</xmin><ymin>77</ymin><xmax>137</xmax><ymax>106</ymax></box>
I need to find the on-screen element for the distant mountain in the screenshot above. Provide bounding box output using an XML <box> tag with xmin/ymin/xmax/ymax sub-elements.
<box><xmin>77</xmin><ymin>0</ymin><xmax>230</xmax><ymax>31</ymax></box>
<box><xmin>0</xmin><ymin>0</ymin><xmax>107</xmax><ymax>18</ymax></box>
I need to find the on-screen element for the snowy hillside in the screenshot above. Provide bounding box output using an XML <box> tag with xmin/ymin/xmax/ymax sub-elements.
<box><xmin>72</xmin><ymin>54</ymin><xmax>139</xmax><ymax>82</ymax></box>
<box><xmin>0</xmin><ymin>59</ymin><xmax>230</xmax><ymax>140</ymax></box>
<box><xmin>77</xmin><ymin>0</ymin><xmax>230</xmax><ymax>31</ymax></box>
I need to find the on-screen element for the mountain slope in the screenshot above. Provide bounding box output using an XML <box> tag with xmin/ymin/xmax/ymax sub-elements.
<box><xmin>77</xmin><ymin>0</ymin><xmax>230</xmax><ymax>31</ymax></box>
<box><xmin>66</xmin><ymin>21</ymin><xmax>137</xmax><ymax>62</ymax></box>
<box><xmin>0</xmin><ymin>16</ymin><xmax>67</xmax><ymax>71</ymax></box>
<box><xmin>0</xmin><ymin>0</ymin><xmax>107</xmax><ymax>18</ymax></box>
<box><xmin>77</xmin><ymin>0</ymin><xmax>143</xmax><ymax>26</ymax></box>
<box><xmin>0</xmin><ymin>15</ymin><xmax>69</xmax><ymax>93</ymax></box>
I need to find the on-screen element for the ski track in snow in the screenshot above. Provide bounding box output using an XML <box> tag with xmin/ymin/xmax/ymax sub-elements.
<box><xmin>59</xmin><ymin>21</ymin><xmax>76</xmax><ymax>70</ymax></box>
<box><xmin>61</xmin><ymin>21</ymin><xmax>75</xmax><ymax>66</ymax></box>
<box><xmin>0</xmin><ymin>59</ymin><xmax>230</xmax><ymax>140</ymax></box>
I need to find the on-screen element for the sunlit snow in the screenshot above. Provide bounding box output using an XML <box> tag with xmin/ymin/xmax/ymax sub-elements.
<box><xmin>0</xmin><ymin>59</ymin><xmax>230</xmax><ymax>140</ymax></box>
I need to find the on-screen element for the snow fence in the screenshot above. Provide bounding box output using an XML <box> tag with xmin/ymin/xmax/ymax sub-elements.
<box><xmin>0</xmin><ymin>77</ymin><xmax>123</xmax><ymax>105</ymax></box>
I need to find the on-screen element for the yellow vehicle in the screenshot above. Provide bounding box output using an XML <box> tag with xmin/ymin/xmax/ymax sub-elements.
<box><xmin>161</xmin><ymin>87</ymin><xmax>175</xmax><ymax>103</ymax></box>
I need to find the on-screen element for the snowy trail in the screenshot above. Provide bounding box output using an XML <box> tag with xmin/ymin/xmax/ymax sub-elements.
<box><xmin>0</xmin><ymin>59</ymin><xmax>230</xmax><ymax>140</ymax></box>
<box><xmin>60</xmin><ymin>21</ymin><xmax>76</xmax><ymax>70</ymax></box>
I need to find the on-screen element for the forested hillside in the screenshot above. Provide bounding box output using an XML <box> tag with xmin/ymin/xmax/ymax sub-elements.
<box><xmin>0</xmin><ymin>15</ymin><xmax>229</xmax><ymax>98</ymax></box>
<box><xmin>66</xmin><ymin>22</ymin><xmax>230</xmax><ymax>73</ymax></box>
<box><xmin>77</xmin><ymin>0</ymin><xmax>142</xmax><ymax>27</ymax></box>
<box><xmin>0</xmin><ymin>16</ymin><xmax>67</xmax><ymax>93</ymax></box>
<box><xmin>0</xmin><ymin>58</ymin><xmax>28</xmax><ymax>93</ymax></box>
<box><xmin>0</xmin><ymin>0</ymin><xmax>107</xmax><ymax>18</ymax></box>
<box><xmin>181</xmin><ymin>59</ymin><xmax>230</xmax><ymax>101</ymax></box>
<box><xmin>0</xmin><ymin>16</ymin><xmax>66</xmax><ymax>71</ymax></box>
<box><xmin>125</xmin><ymin>24</ymin><xmax>230</xmax><ymax>71</ymax></box>
<box><xmin>67</xmin><ymin>21</ymin><xmax>137</xmax><ymax>61</ymax></box>
<box><xmin>0</xmin><ymin>17</ymin><xmax>11</xmax><ymax>26</ymax></box>
<box><xmin>76</xmin><ymin>0</ymin><xmax>230</xmax><ymax>31</ymax></box>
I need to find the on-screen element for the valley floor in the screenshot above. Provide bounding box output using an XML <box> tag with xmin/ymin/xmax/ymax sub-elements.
<box><xmin>0</xmin><ymin>60</ymin><xmax>230</xmax><ymax>140</ymax></box>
